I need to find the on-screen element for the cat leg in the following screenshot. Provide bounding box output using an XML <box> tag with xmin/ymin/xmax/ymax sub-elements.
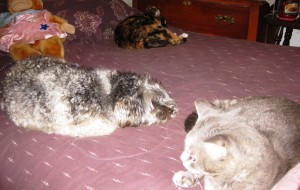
<box><xmin>54</xmin><ymin>117</ymin><xmax>118</xmax><ymax>137</ymax></box>
<box><xmin>143</xmin><ymin>34</ymin><xmax>170</xmax><ymax>48</ymax></box>
<box><xmin>143</xmin><ymin>29</ymin><xmax>188</xmax><ymax>48</ymax></box>
<box><xmin>134</xmin><ymin>40</ymin><xmax>146</xmax><ymax>49</ymax></box>
<box><xmin>165</xmin><ymin>29</ymin><xmax>188</xmax><ymax>45</ymax></box>
<box><xmin>172</xmin><ymin>171</ymin><xmax>198</xmax><ymax>188</ymax></box>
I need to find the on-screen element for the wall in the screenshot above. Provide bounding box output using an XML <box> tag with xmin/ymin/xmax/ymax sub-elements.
<box><xmin>123</xmin><ymin>0</ymin><xmax>132</xmax><ymax>7</ymax></box>
<box><xmin>123</xmin><ymin>0</ymin><xmax>300</xmax><ymax>47</ymax></box>
<box><xmin>289</xmin><ymin>29</ymin><xmax>300</xmax><ymax>47</ymax></box>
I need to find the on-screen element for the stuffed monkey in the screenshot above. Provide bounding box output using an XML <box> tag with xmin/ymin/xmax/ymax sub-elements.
<box><xmin>0</xmin><ymin>0</ymin><xmax>75</xmax><ymax>61</ymax></box>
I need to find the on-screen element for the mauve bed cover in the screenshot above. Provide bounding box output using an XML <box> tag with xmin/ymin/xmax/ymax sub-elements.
<box><xmin>0</xmin><ymin>30</ymin><xmax>300</xmax><ymax>190</ymax></box>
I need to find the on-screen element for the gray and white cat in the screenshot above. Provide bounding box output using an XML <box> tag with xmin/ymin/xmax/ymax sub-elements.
<box><xmin>0</xmin><ymin>56</ymin><xmax>178</xmax><ymax>137</ymax></box>
<box><xmin>173</xmin><ymin>96</ymin><xmax>300</xmax><ymax>190</ymax></box>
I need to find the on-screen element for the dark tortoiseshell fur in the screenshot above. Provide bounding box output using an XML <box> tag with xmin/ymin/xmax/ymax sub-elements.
<box><xmin>114</xmin><ymin>6</ymin><xmax>188</xmax><ymax>49</ymax></box>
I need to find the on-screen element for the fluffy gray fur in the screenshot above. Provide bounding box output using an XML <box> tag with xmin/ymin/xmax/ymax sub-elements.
<box><xmin>173</xmin><ymin>96</ymin><xmax>300</xmax><ymax>190</ymax></box>
<box><xmin>0</xmin><ymin>56</ymin><xmax>177</xmax><ymax>137</ymax></box>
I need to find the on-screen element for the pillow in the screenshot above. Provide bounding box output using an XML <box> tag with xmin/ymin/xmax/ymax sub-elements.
<box><xmin>43</xmin><ymin>0</ymin><xmax>136</xmax><ymax>45</ymax></box>
<box><xmin>271</xmin><ymin>163</ymin><xmax>300</xmax><ymax>190</ymax></box>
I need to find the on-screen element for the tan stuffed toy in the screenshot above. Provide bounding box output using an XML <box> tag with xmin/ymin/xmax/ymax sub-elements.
<box><xmin>0</xmin><ymin>0</ymin><xmax>75</xmax><ymax>61</ymax></box>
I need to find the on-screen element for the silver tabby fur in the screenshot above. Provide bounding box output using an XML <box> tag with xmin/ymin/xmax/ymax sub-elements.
<box><xmin>173</xmin><ymin>96</ymin><xmax>300</xmax><ymax>190</ymax></box>
<box><xmin>0</xmin><ymin>56</ymin><xmax>177</xmax><ymax>137</ymax></box>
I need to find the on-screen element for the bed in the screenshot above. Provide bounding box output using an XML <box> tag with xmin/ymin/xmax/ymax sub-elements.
<box><xmin>0</xmin><ymin>0</ymin><xmax>300</xmax><ymax>189</ymax></box>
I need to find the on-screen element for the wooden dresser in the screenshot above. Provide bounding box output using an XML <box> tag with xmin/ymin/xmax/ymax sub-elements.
<box><xmin>133</xmin><ymin>0</ymin><xmax>270</xmax><ymax>41</ymax></box>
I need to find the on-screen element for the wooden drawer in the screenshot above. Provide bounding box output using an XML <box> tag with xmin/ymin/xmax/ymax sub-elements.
<box><xmin>133</xmin><ymin>0</ymin><xmax>269</xmax><ymax>41</ymax></box>
<box><xmin>166</xmin><ymin>0</ymin><xmax>250</xmax><ymax>39</ymax></box>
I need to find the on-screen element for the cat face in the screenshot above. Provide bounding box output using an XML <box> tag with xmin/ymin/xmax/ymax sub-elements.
<box><xmin>182</xmin><ymin>134</ymin><xmax>232</xmax><ymax>177</ymax></box>
<box><xmin>113</xmin><ymin>74</ymin><xmax>177</xmax><ymax>127</ymax></box>
<box><xmin>180</xmin><ymin>100</ymin><xmax>237</xmax><ymax>176</ymax></box>
<box><xmin>142</xmin><ymin>77</ymin><xmax>178</xmax><ymax>123</ymax></box>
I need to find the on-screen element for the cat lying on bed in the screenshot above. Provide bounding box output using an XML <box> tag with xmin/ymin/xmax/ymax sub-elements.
<box><xmin>173</xmin><ymin>96</ymin><xmax>300</xmax><ymax>190</ymax></box>
<box><xmin>0</xmin><ymin>56</ymin><xmax>178</xmax><ymax>137</ymax></box>
<box><xmin>114</xmin><ymin>6</ymin><xmax>188</xmax><ymax>49</ymax></box>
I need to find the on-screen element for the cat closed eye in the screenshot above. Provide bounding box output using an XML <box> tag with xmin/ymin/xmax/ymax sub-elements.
<box><xmin>153</xmin><ymin>103</ymin><xmax>177</xmax><ymax>120</ymax></box>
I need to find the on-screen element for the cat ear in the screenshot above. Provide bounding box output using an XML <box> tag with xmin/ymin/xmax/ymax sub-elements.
<box><xmin>203</xmin><ymin>135</ymin><xmax>228</xmax><ymax>160</ymax></box>
<box><xmin>194</xmin><ymin>99</ymin><xmax>217</xmax><ymax>117</ymax></box>
<box><xmin>143</xmin><ymin>90</ymin><xmax>154</xmax><ymax>110</ymax></box>
<box><xmin>155</xmin><ymin>9</ymin><xmax>161</xmax><ymax>17</ymax></box>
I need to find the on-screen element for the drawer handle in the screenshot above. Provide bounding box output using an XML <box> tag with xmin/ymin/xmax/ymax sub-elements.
<box><xmin>215</xmin><ymin>15</ymin><xmax>235</xmax><ymax>24</ymax></box>
<box><xmin>182</xmin><ymin>0</ymin><xmax>192</xmax><ymax>6</ymax></box>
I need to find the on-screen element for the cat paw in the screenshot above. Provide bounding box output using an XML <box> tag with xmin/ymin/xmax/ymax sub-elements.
<box><xmin>173</xmin><ymin>171</ymin><xmax>196</xmax><ymax>188</ymax></box>
<box><xmin>180</xmin><ymin>33</ymin><xmax>189</xmax><ymax>38</ymax></box>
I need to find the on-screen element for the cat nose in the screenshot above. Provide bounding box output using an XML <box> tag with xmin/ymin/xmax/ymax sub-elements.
<box><xmin>166</xmin><ymin>107</ymin><xmax>178</xmax><ymax>119</ymax></box>
<box><xmin>171</xmin><ymin>105</ymin><xmax>178</xmax><ymax>117</ymax></box>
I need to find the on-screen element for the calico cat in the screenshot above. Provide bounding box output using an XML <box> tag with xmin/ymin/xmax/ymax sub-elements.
<box><xmin>173</xmin><ymin>96</ymin><xmax>300</xmax><ymax>190</ymax></box>
<box><xmin>114</xmin><ymin>6</ymin><xmax>188</xmax><ymax>49</ymax></box>
<box><xmin>0</xmin><ymin>56</ymin><xmax>178</xmax><ymax>137</ymax></box>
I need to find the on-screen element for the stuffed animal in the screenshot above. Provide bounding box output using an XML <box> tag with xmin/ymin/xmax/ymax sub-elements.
<box><xmin>0</xmin><ymin>0</ymin><xmax>75</xmax><ymax>61</ymax></box>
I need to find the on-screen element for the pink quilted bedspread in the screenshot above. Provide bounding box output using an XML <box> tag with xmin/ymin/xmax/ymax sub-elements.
<box><xmin>0</xmin><ymin>29</ymin><xmax>299</xmax><ymax>189</ymax></box>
